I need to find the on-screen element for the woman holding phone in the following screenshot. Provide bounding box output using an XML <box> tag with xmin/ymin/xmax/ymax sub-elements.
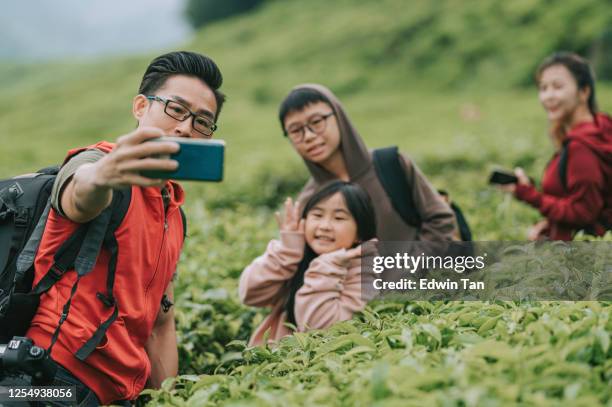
<box><xmin>504</xmin><ymin>52</ymin><xmax>612</xmax><ymax>240</ymax></box>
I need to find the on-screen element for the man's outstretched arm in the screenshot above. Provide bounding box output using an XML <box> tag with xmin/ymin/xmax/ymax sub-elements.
<box><xmin>60</xmin><ymin>127</ymin><xmax>179</xmax><ymax>223</ymax></box>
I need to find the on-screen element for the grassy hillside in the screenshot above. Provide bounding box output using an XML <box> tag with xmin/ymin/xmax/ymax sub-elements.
<box><xmin>0</xmin><ymin>0</ymin><xmax>611</xmax><ymax>405</ymax></box>
<box><xmin>1</xmin><ymin>0</ymin><xmax>610</xmax><ymax>176</ymax></box>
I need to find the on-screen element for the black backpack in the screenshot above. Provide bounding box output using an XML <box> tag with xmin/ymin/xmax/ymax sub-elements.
<box><xmin>0</xmin><ymin>166</ymin><xmax>186</xmax><ymax>360</ymax></box>
<box><xmin>372</xmin><ymin>146</ymin><xmax>473</xmax><ymax>241</ymax></box>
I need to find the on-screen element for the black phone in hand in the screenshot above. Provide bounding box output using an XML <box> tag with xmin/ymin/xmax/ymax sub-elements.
<box><xmin>488</xmin><ymin>170</ymin><xmax>518</xmax><ymax>185</ymax></box>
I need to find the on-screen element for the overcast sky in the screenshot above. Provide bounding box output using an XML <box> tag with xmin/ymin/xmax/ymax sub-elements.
<box><xmin>0</xmin><ymin>0</ymin><xmax>191</xmax><ymax>61</ymax></box>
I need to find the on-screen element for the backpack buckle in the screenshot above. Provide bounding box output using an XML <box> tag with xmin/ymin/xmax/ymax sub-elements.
<box><xmin>15</xmin><ymin>207</ymin><xmax>29</xmax><ymax>227</ymax></box>
<box><xmin>0</xmin><ymin>183</ymin><xmax>24</xmax><ymax>212</ymax></box>
<box><xmin>49</xmin><ymin>264</ymin><xmax>66</xmax><ymax>281</ymax></box>
<box><xmin>96</xmin><ymin>292</ymin><xmax>115</xmax><ymax>307</ymax></box>
<box><xmin>58</xmin><ymin>311</ymin><xmax>69</xmax><ymax>324</ymax></box>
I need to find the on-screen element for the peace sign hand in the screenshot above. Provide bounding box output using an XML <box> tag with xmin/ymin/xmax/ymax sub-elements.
<box><xmin>275</xmin><ymin>197</ymin><xmax>305</xmax><ymax>233</ymax></box>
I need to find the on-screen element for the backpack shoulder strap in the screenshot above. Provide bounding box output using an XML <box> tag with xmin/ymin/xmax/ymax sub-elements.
<box><xmin>75</xmin><ymin>187</ymin><xmax>131</xmax><ymax>361</ymax></box>
<box><xmin>372</xmin><ymin>147</ymin><xmax>422</xmax><ymax>227</ymax></box>
<box><xmin>5</xmin><ymin>171</ymin><xmax>58</xmax><ymax>281</ymax></box>
<box><xmin>558</xmin><ymin>141</ymin><xmax>570</xmax><ymax>190</ymax></box>
<box><xmin>44</xmin><ymin>187</ymin><xmax>131</xmax><ymax>356</ymax></box>
<box><xmin>26</xmin><ymin>187</ymin><xmax>127</xmax><ymax>294</ymax></box>
<box><xmin>179</xmin><ymin>207</ymin><xmax>187</xmax><ymax>240</ymax></box>
<box><xmin>450</xmin><ymin>202</ymin><xmax>473</xmax><ymax>241</ymax></box>
<box><xmin>15</xmin><ymin>200</ymin><xmax>53</xmax><ymax>282</ymax></box>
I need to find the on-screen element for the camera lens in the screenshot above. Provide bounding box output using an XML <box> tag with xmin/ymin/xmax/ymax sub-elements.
<box><xmin>29</xmin><ymin>346</ymin><xmax>44</xmax><ymax>358</ymax></box>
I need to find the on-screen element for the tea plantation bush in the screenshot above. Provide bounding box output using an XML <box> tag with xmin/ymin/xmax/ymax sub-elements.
<box><xmin>146</xmin><ymin>193</ymin><xmax>612</xmax><ymax>405</ymax></box>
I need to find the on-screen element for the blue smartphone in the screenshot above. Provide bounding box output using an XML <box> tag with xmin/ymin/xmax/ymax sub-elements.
<box><xmin>142</xmin><ymin>137</ymin><xmax>225</xmax><ymax>182</ymax></box>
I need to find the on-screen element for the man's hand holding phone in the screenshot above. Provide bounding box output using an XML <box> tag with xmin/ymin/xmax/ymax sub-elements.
<box><xmin>63</xmin><ymin>128</ymin><xmax>179</xmax><ymax>223</ymax></box>
<box><xmin>91</xmin><ymin>127</ymin><xmax>180</xmax><ymax>189</ymax></box>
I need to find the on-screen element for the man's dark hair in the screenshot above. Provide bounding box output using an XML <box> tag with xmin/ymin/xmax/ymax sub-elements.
<box><xmin>536</xmin><ymin>51</ymin><xmax>598</xmax><ymax>116</ymax></box>
<box><xmin>139</xmin><ymin>51</ymin><xmax>226</xmax><ymax>120</ymax></box>
<box><xmin>278</xmin><ymin>88</ymin><xmax>330</xmax><ymax>134</ymax></box>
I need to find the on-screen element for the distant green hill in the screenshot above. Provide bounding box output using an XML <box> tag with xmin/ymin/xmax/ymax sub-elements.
<box><xmin>187</xmin><ymin>0</ymin><xmax>611</xmax><ymax>93</ymax></box>
<box><xmin>0</xmin><ymin>0</ymin><xmax>610</xmax><ymax>177</ymax></box>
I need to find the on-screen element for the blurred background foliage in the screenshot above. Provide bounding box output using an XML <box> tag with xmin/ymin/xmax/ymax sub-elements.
<box><xmin>1</xmin><ymin>0</ymin><xmax>611</xmax><ymax>404</ymax></box>
<box><xmin>1</xmin><ymin>0</ymin><xmax>610</xmax><ymax>240</ymax></box>
<box><xmin>184</xmin><ymin>0</ymin><xmax>265</xmax><ymax>29</ymax></box>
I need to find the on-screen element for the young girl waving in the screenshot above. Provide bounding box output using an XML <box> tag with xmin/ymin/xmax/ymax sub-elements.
<box><xmin>239</xmin><ymin>181</ymin><xmax>377</xmax><ymax>346</ymax></box>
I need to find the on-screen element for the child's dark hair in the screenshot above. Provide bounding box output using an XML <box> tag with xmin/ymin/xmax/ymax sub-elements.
<box><xmin>139</xmin><ymin>51</ymin><xmax>226</xmax><ymax>120</ymax></box>
<box><xmin>278</xmin><ymin>88</ymin><xmax>331</xmax><ymax>134</ymax></box>
<box><xmin>536</xmin><ymin>51</ymin><xmax>598</xmax><ymax>116</ymax></box>
<box><xmin>285</xmin><ymin>181</ymin><xmax>377</xmax><ymax>326</ymax></box>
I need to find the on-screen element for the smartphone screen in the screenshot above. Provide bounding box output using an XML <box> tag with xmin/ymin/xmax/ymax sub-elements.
<box><xmin>142</xmin><ymin>137</ymin><xmax>225</xmax><ymax>182</ymax></box>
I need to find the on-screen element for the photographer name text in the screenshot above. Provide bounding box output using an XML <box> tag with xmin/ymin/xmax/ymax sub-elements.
<box><xmin>372</xmin><ymin>278</ymin><xmax>485</xmax><ymax>291</ymax></box>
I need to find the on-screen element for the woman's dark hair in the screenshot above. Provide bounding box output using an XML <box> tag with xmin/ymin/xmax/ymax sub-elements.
<box><xmin>278</xmin><ymin>88</ymin><xmax>331</xmax><ymax>134</ymax></box>
<box><xmin>285</xmin><ymin>181</ymin><xmax>377</xmax><ymax>326</ymax></box>
<box><xmin>138</xmin><ymin>51</ymin><xmax>226</xmax><ymax>120</ymax></box>
<box><xmin>536</xmin><ymin>51</ymin><xmax>598</xmax><ymax>116</ymax></box>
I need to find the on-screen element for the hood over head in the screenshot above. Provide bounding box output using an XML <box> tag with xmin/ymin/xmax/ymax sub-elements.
<box><xmin>284</xmin><ymin>84</ymin><xmax>372</xmax><ymax>183</ymax></box>
<box><xmin>566</xmin><ymin>113</ymin><xmax>612</xmax><ymax>165</ymax></box>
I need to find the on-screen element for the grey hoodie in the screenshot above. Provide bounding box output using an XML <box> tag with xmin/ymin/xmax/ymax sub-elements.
<box><xmin>293</xmin><ymin>84</ymin><xmax>457</xmax><ymax>242</ymax></box>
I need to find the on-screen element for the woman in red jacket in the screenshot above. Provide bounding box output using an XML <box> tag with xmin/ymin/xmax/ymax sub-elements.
<box><xmin>505</xmin><ymin>52</ymin><xmax>612</xmax><ymax>240</ymax></box>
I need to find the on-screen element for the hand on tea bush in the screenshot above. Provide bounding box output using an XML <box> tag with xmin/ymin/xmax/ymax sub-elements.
<box><xmin>527</xmin><ymin>219</ymin><xmax>549</xmax><ymax>241</ymax></box>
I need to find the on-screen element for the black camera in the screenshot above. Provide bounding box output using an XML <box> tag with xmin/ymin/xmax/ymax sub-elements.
<box><xmin>0</xmin><ymin>336</ymin><xmax>57</xmax><ymax>384</ymax></box>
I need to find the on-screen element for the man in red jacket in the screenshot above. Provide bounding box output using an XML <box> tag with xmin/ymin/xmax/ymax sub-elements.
<box><xmin>23</xmin><ymin>51</ymin><xmax>225</xmax><ymax>405</ymax></box>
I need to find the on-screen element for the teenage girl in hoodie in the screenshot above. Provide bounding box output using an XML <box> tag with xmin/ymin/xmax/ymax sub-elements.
<box><xmin>278</xmin><ymin>84</ymin><xmax>457</xmax><ymax>242</ymax></box>
<box><xmin>503</xmin><ymin>52</ymin><xmax>612</xmax><ymax>240</ymax></box>
<box><xmin>239</xmin><ymin>181</ymin><xmax>376</xmax><ymax>346</ymax></box>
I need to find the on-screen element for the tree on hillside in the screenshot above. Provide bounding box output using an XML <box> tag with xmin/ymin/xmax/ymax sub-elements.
<box><xmin>591</xmin><ymin>28</ymin><xmax>612</xmax><ymax>81</ymax></box>
<box><xmin>184</xmin><ymin>0</ymin><xmax>265</xmax><ymax>29</ymax></box>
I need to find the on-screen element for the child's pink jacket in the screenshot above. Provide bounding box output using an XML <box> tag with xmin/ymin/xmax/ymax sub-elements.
<box><xmin>239</xmin><ymin>231</ymin><xmax>372</xmax><ymax>346</ymax></box>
